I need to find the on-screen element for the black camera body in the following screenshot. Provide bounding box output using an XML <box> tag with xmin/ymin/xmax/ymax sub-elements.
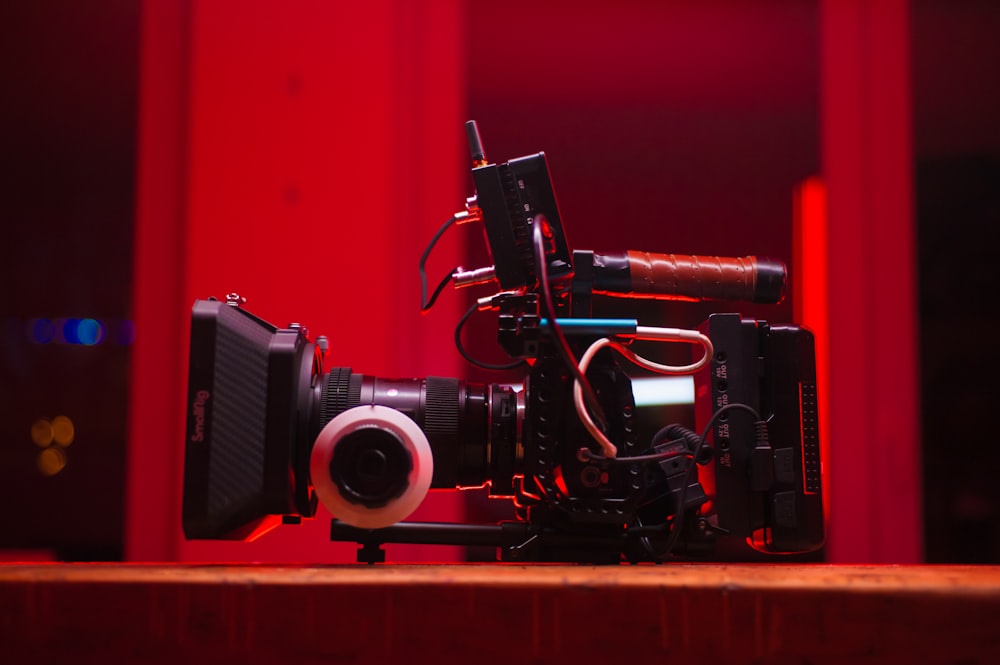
<box><xmin>182</xmin><ymin>123</ymin><xmax>824</xmax><ymax>563</ymax></box>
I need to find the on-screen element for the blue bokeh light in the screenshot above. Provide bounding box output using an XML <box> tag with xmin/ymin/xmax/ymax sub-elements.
<box><xmin>76</xmin><ymin>318</ymin><xmax>105</xmax><ymax>345</ymax></box>
<box><xmin>116</xmin><ymin>319</ymin><xmax>136</xmax><ymax>346</ymax></box>
<box><xmin>61</xmin><ymin>318</ymin><xmax>106</xmax><ymax>345</ymax></box>
<box><xmin>62</xmin><ymin>318</ymin><xmax>80</xmax><ymax>344</ymax></box>
<box><xmin>24</xmin><ymin>316</ymin><xmax>123</xmax><ymax>346</ymax></box>
<box><xmin>29</xmin><ymin>318</ymin><xmax>56</xmax><ymax>344</ymax></box>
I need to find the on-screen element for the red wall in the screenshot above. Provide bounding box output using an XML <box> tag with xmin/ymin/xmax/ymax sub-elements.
<box><xmin>128</xmin><ymin>0</ymin><xmax>468</xmax><ymax>562</ymax></box>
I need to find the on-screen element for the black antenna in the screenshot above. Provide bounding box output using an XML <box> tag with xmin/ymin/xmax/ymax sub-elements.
<box><xmin>466</xmin><ymin>120</ymin><xmax>487</xmax><ymax>167</ymax></box>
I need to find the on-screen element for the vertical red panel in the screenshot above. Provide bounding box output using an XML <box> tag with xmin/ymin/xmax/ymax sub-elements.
<box><xmin>128</xmin><ymin>0</ymin><xmax>466</xmax><ymax>562</ymax></box>
<box><xmin>125</xmin><ymin>0</ymin><xmax>191</xmax><ymax>562</ymax></box>
<box><xmin>821</xmin><ymin>0</ymin><xmax>921</xmax><ymax>562</ymax></box>
<box><xmin>793</xmin><ymin>177</ymin><xmax>831</xmax><ymax>524</ymax></box>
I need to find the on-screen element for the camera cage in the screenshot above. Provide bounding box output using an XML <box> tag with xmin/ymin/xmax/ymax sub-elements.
<box><xmin>181</xmin><ymin>122</ymin><xmax>824</xmax><ymax>563</ymax></box>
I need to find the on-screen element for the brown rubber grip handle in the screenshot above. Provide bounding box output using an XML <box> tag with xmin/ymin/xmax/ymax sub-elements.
<box><xmin>591</xmin><ymin>251</ymin><xmax>786</xmax><ymax>304</ymax></box>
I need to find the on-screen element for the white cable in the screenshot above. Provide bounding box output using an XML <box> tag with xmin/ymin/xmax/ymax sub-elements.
<box><xmin>573</xmin><ymin>338</ymin><xmax>623</xmax><ymax>458</ymax></box>
<box><xmin>573</xmin><ymin>327</ymin><xmax>714</xmax><ymax>458</ymax></box>
<box><xmin>631</xmin><ymin>326</ymin><xmax>714</xmax><ymax>374</ymax></box>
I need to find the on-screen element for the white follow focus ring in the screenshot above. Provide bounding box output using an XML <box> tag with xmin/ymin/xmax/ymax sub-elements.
<box><xmin>310</xmin><ymin>404</ymin><xmax>433</xmax><ymax>529</ymax></box>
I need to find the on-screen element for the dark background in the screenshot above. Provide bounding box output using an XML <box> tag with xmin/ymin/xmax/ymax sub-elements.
<box><xmin>1</xmin><ymin>0</ymin><xmax>139</xmax><ymax>560</ymax></box>
<box><xmin>1</xmin><ymin>0</ymin><xmax>998</xmax><ymax>562</ymax></box>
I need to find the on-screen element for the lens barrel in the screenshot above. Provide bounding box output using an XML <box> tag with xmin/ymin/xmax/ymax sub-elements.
<box><xmin>314</xmin><ymin>368</ymin><xmax>519</xmax><ymax>495</ymax></box>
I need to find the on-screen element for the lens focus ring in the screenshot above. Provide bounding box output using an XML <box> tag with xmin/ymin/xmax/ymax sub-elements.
<box><xmin>310</xmin><ymin>405</ymin><xmax>434</xmax><ymax>529</ymax></box>
<box><xmin>424</xmin><ymin>377</ymin><xmax>459</xmax><ymax>441</ymax></box>
<box><xmin>320</xmin><ymin>367</ymin><xmax>353</xmax><ymax>427</ymax></box>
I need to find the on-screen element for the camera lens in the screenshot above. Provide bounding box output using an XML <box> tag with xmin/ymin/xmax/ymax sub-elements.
<box><xmin>313</xmin><ymin>368</ymin><xmax>520</xmax><ymax>496</ymax></box>
<box><xmin>310</xmin><ymin>405</ymin><xmax>434</xmax><ymax>529</ymax></box>
<box><xmin>330</xmin><ymin>426</ymin><xmax>413</xmax><ymax>508</ymax></box>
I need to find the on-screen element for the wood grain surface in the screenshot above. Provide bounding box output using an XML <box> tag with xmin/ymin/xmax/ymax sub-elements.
<box><xmin>2</xmin><ymin>564</ymin><xmax>998</xmax><ymax>664</ymax></box>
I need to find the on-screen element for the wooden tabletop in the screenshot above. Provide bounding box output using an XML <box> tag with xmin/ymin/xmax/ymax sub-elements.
<box><xmin>2</xmin><ymin>564</ymin><xmax>999</xmax><ymax>664</ymax></box>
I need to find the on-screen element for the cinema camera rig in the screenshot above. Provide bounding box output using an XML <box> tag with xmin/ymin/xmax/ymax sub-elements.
<box><xmin>182</xmin><ymin>121</ymin><xmax>824</xmax><ymax>563</ymax></box>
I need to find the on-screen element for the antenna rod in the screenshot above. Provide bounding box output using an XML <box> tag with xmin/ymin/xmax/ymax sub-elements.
<box><xmin>466</xmin><ymin>120</ymin><xmax>488</xmax><ymax>167</ymax></box>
